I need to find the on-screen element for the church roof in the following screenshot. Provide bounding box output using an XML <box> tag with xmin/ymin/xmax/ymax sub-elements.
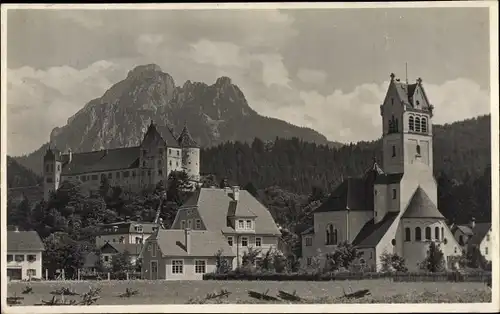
<box><xmin>401</xmin><ymin>187</ymin><xmax>445</xmax><ymax>220</ymax></box>
<box><xmin>177</xmin><ymin>125</ymin><xmax>199</xmax><ymax>148</ymax></box>
<box><xmin>352</xmin><ymin>212</ymin><xmax>398</xmax><ymax>248</ymax></box>
<box><xmin>61</xmin><ymin>146</ymin><xmax>140</xmax><ymax>176</ymax></box>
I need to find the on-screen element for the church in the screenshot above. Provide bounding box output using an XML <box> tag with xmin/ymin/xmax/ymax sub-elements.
<box><xmin>301</xmin><ymin>73</ymin><xmax>462</xmax><ymax>272</ymax></box>
<box><xmin>42</xmin><ymin>121</ymin><xmax>200</xmax><ymax>200</ymax></box>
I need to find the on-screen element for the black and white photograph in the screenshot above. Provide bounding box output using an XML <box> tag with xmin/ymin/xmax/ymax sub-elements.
<box><xmin>1</xmin><ymin>2</ymin><xmax>498</xmax><ymax>312</ymax></box>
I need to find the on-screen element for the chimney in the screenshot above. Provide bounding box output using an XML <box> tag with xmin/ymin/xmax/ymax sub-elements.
<box><xmin>232</xmin><ymin>186</ymin><xmax>240</xmax><ymax>201</ymax></box>
<box><xmin>470</xmin><ymin>217</ymin><xmax>476</xmax><ymax>229</ymax></box>
<box><xmin>185</xmin><ymin>228</ymin><xmax>191</xmax><ymax>254</ymax></box>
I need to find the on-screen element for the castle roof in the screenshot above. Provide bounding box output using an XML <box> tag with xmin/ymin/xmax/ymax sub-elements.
<box><xmin>401</xmin><ymin>187</ymin><xmax>445</xmax><ymax>220</ymax></box>
<box><xmin>177</xmin><ymin>125</ymin><xmax>199</xmax><ymax>148</ymax></box>
<box><xmin>352</xmin><ymin>212</ymin><xmax>398</xmax><ymax>248</ymax></box>
<box><xmin>60</xmin><ymin>146</ymin><xmax>140</xmax><ymax>176</ymax></box>
<box><xmin>467</xmin><ymin>222</ymin><xmax>491</xmax><ymax>246</ymax></box>
<box><xmin>141</xmin><ymin>121</ymin><xmax>180</xmax><ymax>149</ymax></box>
<box><xmin>181</xmin><ymin>188</ymin><xmax>281</xmax><ymax>235</ymax></box>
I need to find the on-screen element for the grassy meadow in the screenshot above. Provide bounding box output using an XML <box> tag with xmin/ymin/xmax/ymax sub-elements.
<box><xmin>7</xmin><ymin>279</ymin><xmax>491</xmax><ymax>305</ymax></box>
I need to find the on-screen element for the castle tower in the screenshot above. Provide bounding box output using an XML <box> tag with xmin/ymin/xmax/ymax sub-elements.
<box><xmin>380</xmin><ymin>74</ymin><xmax>434</xmax><ymax>175</ymax></box>
<box><xmin>177</xmin><ymin>124</ymin><xmax>200</xmax><ymax>182</ymax></box>
<box><xmin>43</xmin><ymin>146</ymin><xmax>63</xmax><ymax>201</ymax></box>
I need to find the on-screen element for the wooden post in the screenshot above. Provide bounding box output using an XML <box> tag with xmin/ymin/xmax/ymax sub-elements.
<box><xmin>45</xmin><ymin>269</ymin><xmax>48</xmax><ymax>281</ymax></box>
<box><xmin>78</xmin><ymin>269</ymin><xmax>81</xmax><ymax>281</ymax></box>
<box><xmin>126</xmin><ymin>272</ymin><xmax>129</xmax><ymax>280</ymax></box>
<box><xmin>62</xmin><ymin>269</ymin><xmax>65</xmax><ymax>281</ymax></box>
<box><xmin>107</xmin><ymin>272</ymin><xmax>110</xmax><ymax>281</ymax></box>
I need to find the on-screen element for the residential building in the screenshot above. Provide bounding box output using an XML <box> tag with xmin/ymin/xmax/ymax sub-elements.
<box><xmin>451</xmin><ymin>219</ymin><xmax>492</xmax><ymax>261</ymax></box>
<box><xmin>172</xmin><ymin>186</ymin><xmax>283</xmax><ymax>269</ymax></box>
<box><xmin>141</xmin><ymin>228</ymin><xmax>235</xmax><ymax>280</ymax></box>
<box><xmin>42</xmin><ymin>121</ymin><xmax>200</xmax><ymax>200</ymax></box>
<box><xmin>6</xmin><ymin>229</ymin><xmax>45</xmax><ymax>280</ymax></box>
<box><xmin>95</xmin><ymin>221</ymin><xmax>158</xmax><ymax>247</ymax></box>
<box><xmin>100</xmin><ymin>242</ymin><xmax>144</xmax><ymax>267</ymax></box>
<box><xmin>301</xmin><ymin>74</ymin><xmax>462</xmax><ymax>272</ymax></box>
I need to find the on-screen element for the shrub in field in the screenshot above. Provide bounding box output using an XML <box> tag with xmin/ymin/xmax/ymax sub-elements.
<box><xmin>380</xmin><ymin>251</ymin><xmax>408</xmax><ymax>273</ymax></box>
<box><xmin>324</xmin><ymin>242</ymin><xmax>361</xmax><ymax>271</ymax></box>
<box><xmin>419</xmin><ymin>242</ymin><xmax>445</xmax><ymax>272</ymax></box>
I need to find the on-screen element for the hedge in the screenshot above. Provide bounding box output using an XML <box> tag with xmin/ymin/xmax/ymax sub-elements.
<box><xmin>203</xmin><ymin>270</ymin><xmax>492</xmax><ymax>282</ymax></box>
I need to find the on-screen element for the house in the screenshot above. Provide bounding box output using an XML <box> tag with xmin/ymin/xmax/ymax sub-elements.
<box><xmin>451</xmin><ymin>219</ymin><xmax>492</xmax><ymax>261</ymax></box>
<box><xmin>99</xmin><ymin>242</ymin><xmax>144</xmax><ymax>267</ymax></box>
<box><xmin>42</xmin><ymin>121</ymin><xmax>200</xmax><ymax>200</ymax></box>
<box><xmin>141</xmin><ymin>228</ymin><xmax>235</xmax><ymax>280</ymax></box>
<box><xmin>301</xmin><ymin>73</ymin><xmax>462</xmax><ymax>272</ymax></box>
<box><xmin>95</xmin><ymin>221</ymin><xmax>159</xmax><ymax>247</ymax></box>
<box><xmin>171</xmin><ymin>186</ymin><xmax>283</xmax><ymax>269</ymax></box>
<box><xmin>7</xmin><ymin>228</ymin><xmax>45</xmax><ymax>280</ymax></box>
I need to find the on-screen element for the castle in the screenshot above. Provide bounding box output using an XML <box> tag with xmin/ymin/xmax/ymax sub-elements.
<box><xmin>301</xmin><ymin>74</ymin><xmax>463</xmax><ymax>272</ymax></box>
<box><xmin>42</xmin><ymin>121</ymin><xmax>200</xmax><ymax>200</ymax></box>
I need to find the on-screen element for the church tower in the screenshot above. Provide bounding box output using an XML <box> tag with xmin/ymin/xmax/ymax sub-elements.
<box><xmin>43</xmin><ymin>146</ymin><xmax>63</xmax><ymax>201</ymax></box>
<box><xmin>380</xmin><ymin>73</ymin><xmax>434</xmax><ymax>175</ymax></box>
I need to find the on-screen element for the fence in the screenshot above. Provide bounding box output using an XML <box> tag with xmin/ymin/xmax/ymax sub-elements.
<box><xmin>203</xmin><ymin>270</ymin><xmax>492</xmax><ymax>283</ymax></box>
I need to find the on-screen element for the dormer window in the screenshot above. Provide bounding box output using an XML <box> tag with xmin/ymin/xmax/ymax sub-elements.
<box><xmin>238</xmin><ymin>220</ymin><xmax>244</xmax><ymax>229</ymax></box>
<box><xmin>246</xmin><ymin>220</ymin><xmax>252</xmax><ymax>229</ymax></box>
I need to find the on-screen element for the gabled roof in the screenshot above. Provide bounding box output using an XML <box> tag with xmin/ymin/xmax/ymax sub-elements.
<box><xmin>401</xmin><ymin>187</ymin><xmax>445</xmax><ymax>220</ymax></box>
<box><xmin>352</xmin><ymin>212</ymin><xmax>398</xmax><ymax>248</ymax></box>
<box><xmin>177</xmin><ymin>125</ymin><xmax>199</xmax><ymax>148</ymax></box>
<box><xmin>455</xmin><ymin>224</ymin><xmax>474</xmax><ymax>235</ymax></box>
<box><xmin>153</xmin><ymin>229</ymin><xmax>236</xmax><ymax>257</ymax></box>
<box><xmin>301</xmin><ymin>226</ymin><xmax>314</xmax><ymax>235</ymax></box>
<box><xmin>181</xmin><ymin>188</ymin><xmax>281</xmax><ymax>235</ymax></box>
<box><xmin>467</xmin><ymin>222</ymin><xmax>492</xmax><ymax>246</ymax></box>
<box><xmin>7</xmin><ymin>230</ymin><xmax>45</xmax><ymax>252</ymax></box>
<box><xmin>61</xmin><ymin>146</ymin><xmax>140</xmax><ymax>176</ymax></box>
<box><xmin>100</xmin><ymin>242</ymin><xmax>143</xmax><ymax>255</ymax></box>
<box><xmin>227</xmin><ymin>200</ymin><xmax>258</xmax><ymax>218</ymax></box>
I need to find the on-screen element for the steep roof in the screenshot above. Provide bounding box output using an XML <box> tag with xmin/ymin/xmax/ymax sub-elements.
<box><xmin>455</xmin><ymin>224</ymin><xmax>474</xmax><ymax>236</ymax></box>
<box><xmin>181</xmin><ymin>188</ymin><xmax>281</xmax><ymax>235</ymax></box>
<box><xmin>401</xmin><ymin>187</ymin><xmax>445</xmax><ymax>220</ymax></box>
<box><xmin>352</xmin><ymin>212</ymin><xmax>398</xmax><ymax>248</ymax></box>
<box><xmin>177</xmin><ymin>125</ymin><xmax>199</xmax><ymax>148</ymax></box>
<box><xmin>154</xmin><ymin>229</ymin><xmax>236</xmax><ymax>257</ymax></box>
<box><xmin>7</xmin><ymin>230</ymin><xmax>45</xmax><ymax>252</ymax></box>
<box><xmin>393</xmin><ymin>81</ymin><xmax>418</xmax><ymax>106</ymax></box>
<box><xmin>467</xmin><ymin>222</ymin><xmax>492</xmax><ymax>246</ymax></box>
<box><xmin>301</xmin><ymin>226</ymin><xmax>314</xmax><ymax>235</ymax></box>
<box><xmin>61</xmin><ymin>146</ymin><xmax>140</xmax><ymax>175</ymax></box>
<box><xmin>97</xmin><ymin>221</ymin><xmax>158</xmax><ymax>235</ymax></box>
<box><xmin>141</xmin><ymin>121</ymin><xmax>180</xmax><ymax>148</ymax></box>
<box><xmin>101</xmin><ymin>243</ymin><xmax>144</xmax><ymax>255</ymax></box>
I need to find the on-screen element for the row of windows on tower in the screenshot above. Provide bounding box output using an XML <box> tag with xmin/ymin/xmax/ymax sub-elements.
<box><xmin>405</xmin><ymin>226</ymin><xmax>443</xmax><ymax>242</ymax></box>
<box><xmin>409</xmin><ymin>115</ymin><xmax>428</xmax><ymax>133</ymax></box>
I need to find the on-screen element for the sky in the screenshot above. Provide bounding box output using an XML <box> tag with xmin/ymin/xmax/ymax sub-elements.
<box><xmin>5</xmin><ymin>6</ymin><xmax>492</xmax><ymax>156</ymax></box>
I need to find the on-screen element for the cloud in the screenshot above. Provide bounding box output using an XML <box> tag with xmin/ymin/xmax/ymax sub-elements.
<box><xmin>297</xmin><ymin>68</ymin><xmax>328</xmax><ymax>85</ymax></box>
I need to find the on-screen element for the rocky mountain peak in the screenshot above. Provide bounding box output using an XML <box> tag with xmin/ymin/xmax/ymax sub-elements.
<box><xmin>127</xmin><ymin>64</ymin><xmax>163</xmax><ymax>79</ymax></box>
<box><xmin>215</xmin><ymin>76</ymin><xmax>232</xmax><ymax>87</ymax></box>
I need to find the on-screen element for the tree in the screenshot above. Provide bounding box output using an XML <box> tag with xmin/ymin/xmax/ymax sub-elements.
<box><xmin>324</xmin><ymin>242</ymin><xmax>361</xmax><ymax>271</ymax></box>
<box><xmin>459</xmin><ymin>246</ymin><xmax>488</xmax><ymax>270</ymax></box>
<box><xmin>214</xmin><ymin>249</ymin><xmax>231</xmax><ymax>274</ymax></box>
<box><xmin>111</xmin><ymin>250</ymin><xmax>133</xmax><ymax>274</ymax></box>
<box><xmin>420</xmin><ymin>242</ymin><xmax>445</xmax><ymax>272</ymax></box>
<box><xmin>380</xmin><ymin>251</ymin><xmax>408</xmax><ymax>272</ymax></box>
<box><xmin>166</xmin><ymin>171</ymin><xmax>193</xmax><ymax>206</ymax></box>
<box><xmin>43</xmin><ymin>232</ymin><xmax>87</xmax><ymax>279</ymax></box>
<box><xmin>241</xmin><ymin>247</ymin><xmax>261</xmax><ymax>270</ymax></box>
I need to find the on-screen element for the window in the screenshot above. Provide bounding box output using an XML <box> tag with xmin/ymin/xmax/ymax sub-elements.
<box><xmin>135</xmin><ymin>226</ymin><xmax>143</xmax><ymax>233</ymax></box>
<box><xmin>256</xmin><ymin>237</ymin><xmax>262</xmax><ymax>247</ymax></box>
<box><xmin>405</xmin><ymin>228</ymin><xmax>411</xmax><ymax>242</ymax></box>
<box><xmin>306</xmin><ymin>257</ymin><xmax>312</xmax><ymax>266</ymax></box>
<box><xmin>136</xmin><ymin>237</ymin><xmax>143</xmax><ymax>244</ymax></box>
<box><xmin>246</xmin><ymin>220</ymin><xmax>252</xmax><ymax>229</ymax></box>
<box><xmin>421</xmin><ymin>118</ymin><xmax>427</xmax><ymax>133</ymax></box>
<box><xmin>181</xmin><ymin>220</ymin><xmax>186</xmax><ymax>229</ymax></box>
<box><xmin>116</xmin><ymin>172</ymin><xmax>120</xmax><ymax>179</ymax></box>
<box><xmin>169</xmin><ymin>160</ymin><xmax>172</xmax><ymax>166</ymax></box>
<box><xmin>485</xmin><ymin>247</ymin><xmax>488</xmax><ymax>255</ymax></box>
<box><xmin>91</xmin><ymin>174</ymin><xmax>98</xmax><ymax>181</ymax></box>
<box><xmin>27</xmin><ymin>254</ymin><xmax>36</xmax><ymax>262</ymax></box>
<box><xmin>158</xmin><ymin>169</ymin><xmax>163</xmax><ymax>176</ymax></box>
<box><xmin>392</xmin><ymin>145</ymin><xmax>396</xmax><ymax>157</ymax></box>
<box><xmin>454</xmin><ymin>247</ymin><xmax>457</xmax><ymax>254</ymax></box>
<box><xmin>392</xmin><ymin>189</ymin><xmax>397</xmax><ymax>199</ymax></box>
<box><xmin>227</xmin><ymin>236</ymin><xmax>233</xmax><ymax>246</ymax></box>
<box><xmin>305</xmin><ymin>237</ymin><xmax>313</xmax><ymax>246</ymax></box>
<box><xmin>486</xmin><ymin>234</ymin><xmax>490</xmax><ymax>241</ymax></box>
<box><xmin>416</xmin><ymin>145</ymin><xmax>421</xmax><ymax>156</ymax></box>
<box><xmin>7</xmin><ymin>254</ymin><xmax>13</xmax><ymax>262</ymax></box>
<box><xmin>326</xmin><ymin>224</ymin><xmax>338</xmax><ymax>245</ymax></box>
<box><xmin>26</xmin><ymin>269</ymin><xmax>36</xmax><ymax>277</ymax></box>
<box><xmin>415</xmin><ymin>227</ymin><xmax>422</xmax><ymax>241</ymax></box>
<box><xmin>238</xmin><ymin>220</ymin><xmax>244</xmax><ymax>229</ymax></box>
<box><xmin>415</xmin><ymin>117</ymin><xmax>421</xmax><ymax>132</ymax></box>
<box><xmin>132</xmin><ymin>171</ymin><xmax>136</xmax><ymax>178</ymax></box>
<box><xmin>148</xmin><ymin>170</ymin><xmax>151</xmax><ymax>176</ymax></box>
<box><xmin>151</xmin><ymin>243</ymin><xmax>156</xmax><ymax>257</ymax></box>
<box><xmin>187</xmin><ymin>219</ymin><xmax>192</xmax><ymax>229</ymax></box>
<box><xmin>177</xmin><ymin>150</ymin><xmax>180</xmax><ymax>156</ymax></box>
<box><xmin>425</xmin><ymin>227</ymin><xmax>431</xmax><ymax>240</ymax></box>
<box><xmin>151</xmin><ymin>261</ymin><xmax>158</xmax><ymax>273</ymax></box>
<box><xmin>104</xmin><ymin>256</ymin><xmax>109</xmax><ymax>262</ymax></box>
<box><xmin>370</xmin><ymin>251</ymin><xmax>373</xmax><ymax>259</ymax></box>
<box><xmin>123</xmin><ymin>171</ymin><xmax>129</xmax><ymax>178</ymax></box>
<box><xmin>15</xmin><ymin>255</ymin><xmax>25</xmax><ymax>262</ymax></box>
<box><xmin>108</xmin><ymin>173</ymin><xmax>112</xmax><ymax>179</ymax></box>
<box><xmin>195</xmin><ymin>260</ymin><xmax>206</xmax><ymax>274</ymax></box>
<box><xmin>168</xmin><ymin>149</ymin><xmax>172</xmax><ymax>155</ymax></box>
<box><xmin>172</xmin><ymin>260</ymin><xmax>183</xmax><ymax>274</ymax></box>
<box><xmin>119</xmin><ymin>236</ymin><xmax>125</xmax><ymax>244</ymax></box>
<box><xmin>195</xmin><ymin>219</ymin><xmax>202</xmax><ymax>230</ymax></box>
<box><xmin>112</xmin><ymin>238</ymin><xmax>116</xmax><ymax>242</ymax></box>
<box><xmin>241</xmin><ymin>237</ymin><xmax>248</xmax><ymax>247</ymax></box>
<box><xmin>409</xmin><ymin>116</ymin><xmax>415</xmax><ymax>131</ymax></box>
<box><xmin>441</xmin><ymin>227</ymin><xmax>444</xmax><ymax>240</ymax></box>
<box><xmin>57</xmin><ymin>164</ymin><xmax>61</xmax><ymax>171</ymax></box>
<box><xmin>435</xmin><ymin>227</ymin><xmax>440</xmax><ymax>240</ymax></box>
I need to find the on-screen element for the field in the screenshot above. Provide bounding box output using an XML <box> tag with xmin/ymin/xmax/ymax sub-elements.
<box><xmin>8</xmin><ymin>279</ymin><xmax>491</xmax><ymax>305</ymax></box>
